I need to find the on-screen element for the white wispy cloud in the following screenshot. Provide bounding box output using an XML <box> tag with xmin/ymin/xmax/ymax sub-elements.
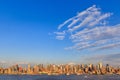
<box><xmin>54</xmin><ymin>31</ymin><xmax>66</xmax><ymax>35</ymax></box>
<box><xmin>85</xmin><ymin>53</ymin><xmax>120</xmax><ymax>66</ymax></box>
<box><xmin>56</xmin><ymin>36</ymin><xmax>65</xmax><ymax>40</ymax></box>
<box><xmin>97</xmin><ymin>42</ymin><xmax>120</xmax><ymax>50</ymax></box>
<box><xmin>55</xmin><ymin>5</ymin><xmax>120</xmax><ymax>51</ymax></box>
<box><xmin>58</xmin><ymin>17</ymin><xmax>74</xmax><ymax>30</ymax></box>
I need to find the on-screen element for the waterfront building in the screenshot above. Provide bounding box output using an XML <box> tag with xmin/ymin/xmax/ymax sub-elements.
<box><xmin>0</xmin><ymin>63</ymin><xmax>119</xmax><ymax>75</ymax></box>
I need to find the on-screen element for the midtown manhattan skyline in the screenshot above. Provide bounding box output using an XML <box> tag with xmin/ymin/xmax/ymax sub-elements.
<box><xmin>0</xmin><ymin>0</ymin><xmax>120</xmax><ymax>66</ymax></box>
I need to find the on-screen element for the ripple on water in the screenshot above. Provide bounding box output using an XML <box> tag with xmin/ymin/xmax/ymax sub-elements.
<box><xmin>0</xmin><ymin>75</ymin><xmax>120</xmax><ymax>80</ymax></box>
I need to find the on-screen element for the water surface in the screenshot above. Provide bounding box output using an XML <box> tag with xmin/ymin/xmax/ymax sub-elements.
<box><xmin>0</xmin><ymin>75</ymin><xmax>120</xmax><ymax>80</ymax></box>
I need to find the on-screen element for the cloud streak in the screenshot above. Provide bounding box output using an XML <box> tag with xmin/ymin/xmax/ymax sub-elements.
<box><xmin>56</xmin><ymin>36</ymin><xmax>65</xmax><ymax>40</ymax></box>
<box><xmin>55</xmin><ymin>5</ymin><xmax>120</xmax><ymax>51</ymax></box>
<box><xmin>85</xmin><ymin>53</ymin><xmax>120</xmax><ymax>66</ymax></box>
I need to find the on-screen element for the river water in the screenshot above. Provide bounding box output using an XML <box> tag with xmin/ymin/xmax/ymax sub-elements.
<box><xmin>0</xmin><ymin>75</ymin><xmax>120</xmax><ymax>80</ymax></box>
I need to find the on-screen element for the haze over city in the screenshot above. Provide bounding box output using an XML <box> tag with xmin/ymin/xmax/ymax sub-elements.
<box><xmin>0</xmin><ymin>0</ymin><xmax>120</xmax><ymax>67</ymax></box>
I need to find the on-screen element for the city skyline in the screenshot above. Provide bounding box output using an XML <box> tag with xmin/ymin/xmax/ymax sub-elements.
<box><xmin>0</xmin><ymin>0</ymin><xmax>120</xmax><ymax>66</ymax></box>
<box><xmin>0</xmin><ymin>62</ymin><xmax>120</xmax><ymax>75</ymax></box>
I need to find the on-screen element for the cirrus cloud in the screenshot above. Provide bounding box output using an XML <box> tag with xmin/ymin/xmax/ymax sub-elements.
<box><xmin>55</xmin><ymin>5</ymin><xmax>120</xmax><ymax>51</ymax></box>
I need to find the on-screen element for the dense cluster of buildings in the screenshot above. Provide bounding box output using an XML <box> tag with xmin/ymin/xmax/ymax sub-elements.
<box><xmin>0</xmin><ymin>63</ymin><xmax>120</xmax><ymax>75</ymax></box>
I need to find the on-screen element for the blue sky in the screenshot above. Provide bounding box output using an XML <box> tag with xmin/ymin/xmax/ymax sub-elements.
<box><xmin>0</xmin><ymin>0</ymin><xmax>120</xmax><ymax>65</ymax></box>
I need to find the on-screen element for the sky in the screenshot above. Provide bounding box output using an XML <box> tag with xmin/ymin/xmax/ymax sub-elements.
<box><xmin>0</xmin><ymin>0</ymin><xmax>120</xmax><ymax>66</ymax></box>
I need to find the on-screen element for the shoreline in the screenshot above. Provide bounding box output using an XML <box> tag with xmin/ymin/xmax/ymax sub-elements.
<box><xmin>0</xmin><ymin>73</ymin><xmax>119</xmax><ymax>76</ymax></box>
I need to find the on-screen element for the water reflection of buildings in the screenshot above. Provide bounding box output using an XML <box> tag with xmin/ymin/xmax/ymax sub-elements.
<box><xmin>0</xmin><ymin>63</ymin><xmax>120</xmax><ymax>75</ymax></box>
